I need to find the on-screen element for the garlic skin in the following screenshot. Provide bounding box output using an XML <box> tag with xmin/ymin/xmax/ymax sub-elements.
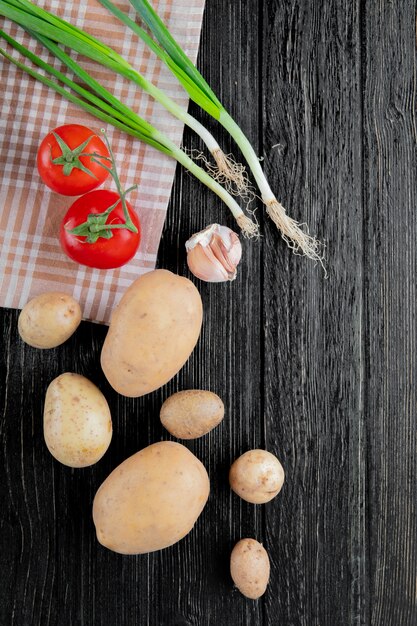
<box><xmin>186</xmin><ymin>224</ymin><xmax>242</xmax><ymax>283</ymax></box>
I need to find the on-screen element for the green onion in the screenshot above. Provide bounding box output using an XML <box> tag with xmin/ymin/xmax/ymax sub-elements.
<box><xmin>96</xmin><ymin>0</ymin><xmax>251</xmax><ymax>196</ymax></box>
<box><xmin>0</xmin><ymin>0</ymin><xmax>247</xmax><ymax>194</ymax></box>
<box><xmin>0</xmin><ymin>30</ymin><xmax>258</xmax><ymax>237</ymax></box>
<box><xmin>120</xmin><ymin>0</ymin><xmax>322</xmax><ymax>261</ymax></box>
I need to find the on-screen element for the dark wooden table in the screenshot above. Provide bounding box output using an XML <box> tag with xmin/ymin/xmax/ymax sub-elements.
<box><xmin>1</xmin><ymin>1</ymin><xmax>416</xmax><ymax>624</ymax></box>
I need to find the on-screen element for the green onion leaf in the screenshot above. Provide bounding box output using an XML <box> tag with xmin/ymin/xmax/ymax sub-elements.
<box><xmin>129</xmin><ymin>0</ymin><xmax>222</xmax><ymax>109</ymax></box>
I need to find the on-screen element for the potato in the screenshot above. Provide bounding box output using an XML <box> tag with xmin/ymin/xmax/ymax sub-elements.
<box><xmin>93</xmin><ymin>441</ymin><xmax>210</xmax><ymax>554</ymax></box>
<box><xmin>101</xmin><ymin>270</ymin><xmax>203</xmax><ymax>398</ymax></box>
<box><xmin>43</xmin><ymin>373</ymin><xmax>112</xmax><ymax>468</ymax></box>
<box><xmin>160</xmin><ymin>390</ymin><xmax>224</xmax><ymax>439</ymax></box>
<box><xmin>230</xmin><ymin>538</ymin><xmax>270</xmax><ymax>599</ymax></box>
<box><xmin>229</xmin><ymin>449</ymin><xmax>285</xmax><ymax>504</ymax></box>
<box><xmin>18</xmin><ymin>292</ymin><xmax>82</xmax><ymax>349</ymax></box>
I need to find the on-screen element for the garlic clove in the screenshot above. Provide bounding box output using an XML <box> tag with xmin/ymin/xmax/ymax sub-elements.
<box><xmin>210</xmin><ymin>230</ymin><xmax>242</xmax><ymax>270</ymax></box>
<box><xmin>187</xmin><ymin>244</ymin><xmax>231</xmax><ymax>282</ymax></box>
<box><xmin>186</xmin><ymin>224</ymin><xmax>242</xmax><ymax>283</ymax></box>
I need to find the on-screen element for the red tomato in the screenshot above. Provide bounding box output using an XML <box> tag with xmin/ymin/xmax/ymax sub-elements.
<box><xmin>37</xmin><ymin>124</ymin><xmax>110</xmax><ymax>196</ymax></box>
<box><xmin>60</xmin><ymin>190</ymin><xmax>141</xmax><ymax>269</ymax></box>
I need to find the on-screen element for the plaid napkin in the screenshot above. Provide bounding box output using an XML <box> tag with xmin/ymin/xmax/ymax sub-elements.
<box><xmin>0</xmin><ymin>0</ymin><xmax>205</xmax><ymax>323</ymax></box>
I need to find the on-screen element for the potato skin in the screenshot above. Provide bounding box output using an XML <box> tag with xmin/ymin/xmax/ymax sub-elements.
<box><xmin>92</xmin><ymin>441</ymin><xmax>210</xmax><ymax>554</ymax></box>
<box><xmin>160</xmin><ymin>390</ymin><xmax>224</xmax><ymax>439</ymax></box>
<box><xmin>43</xmin><ymin>373</ymin><xmax>112</xmax><ymax>468</ymax></box>
<box><xmin>230</xmin><ymin>538</ymin><xmax>270</xmax><ymax>599</ymax></box>
<box><xmin>18</xmin><ymin>292</ymin><xmax>81</xmax><ymax>349</ymax></box>
<box><xmin>229</xmin><ymin>449</ymin><xmax>285</xmax><ymax>504</ymax></box>
<box><xmin>100</xmin><ymin>270</ymin><xmax>203</xmax><ymax>397</ymax></box>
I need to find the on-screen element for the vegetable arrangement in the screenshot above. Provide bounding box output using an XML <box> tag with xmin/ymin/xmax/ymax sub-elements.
<box><xmin>35</xmin><ymin>122</ymin><xmax>142</xmax><ymax>269</ymax></box>
<box><xmin>17</xmin><ymin>271</ymin><xmax>284</xmax><ymax>599</ymax></box>
<box><xmin>0</xmin><ymin>0</ymin><xmax>323</xmax><ymax>260</ymax></box>
<box><xmin>58</xmin><ymin>129</ymin><xmax>141</xmax><ymax>268</ymax></box>
<box><xmin>5</xmin><ymin>0</ymin><xmax>296</xmax><ymax>603</ymax></box>
<box><xmin>104</xmin><ymin>0</ymin><xmax>322</xmax><ymax>261</ymax></box>
<box><xmin>0</xmin><ymin>0</ymin><xmax>258</xmax><ymax>237</ymax></box>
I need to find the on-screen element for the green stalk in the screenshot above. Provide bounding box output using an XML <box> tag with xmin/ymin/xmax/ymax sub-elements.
<box><xmin>6</xmin><ymin>0</ymin><xmax>122</xmax><ymax>57</ymax></box>
<box><xmin>0</xmin><ymin>34</ymin><xmax>258</xmax><ymax>236</ymax></box>
<box><xmin>0</xmin><ymin>30</ymin><xmax>158</xmax><ymax>145</ymax></box>
<box><xmin>124</xmin><ymin>0</ymin><xmax>323</xmax><ymax>261</ymax></box>
<box><xmin>29</xmin><ymin>32</ymin><xmax>158</xmax><ymax>137</ymax></box>
<box><xmin>93</xmin><ymin>133</ymin><xmax>138</xmax><ymax>234</ymax></box>
<box><xmin>129</xmin><ymin>0</ymin><xmax>220</xmax><ymax>108</ymax></box>
<box><xmin>97</xmin><ymin>0</ymin><xmax>219</xmax><ymax>119</ymax></box>
<box><xmin>0</xmin><ymin>45</ymin><xmax>167</xmax><ymax>153</ymax></box>
<box><xmin>0</xmin><ymin>0</ymin><xmax>130</xmax><ymax>71</ymax></box>
<box><xmin>96</xmin><ymin>0</ymin><xmax>245</xmax><ymax>191</ymax></box>
<box><xmin>0</xmin><ymin>0</ymin><xmax>230</xmax><ymax>157</ymax></box>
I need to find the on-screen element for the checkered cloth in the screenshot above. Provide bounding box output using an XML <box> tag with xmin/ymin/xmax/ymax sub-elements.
<box><xmin>0</xmin><ymin>0</ymin><xmax>205</xmax><ymax>323</ymax></box>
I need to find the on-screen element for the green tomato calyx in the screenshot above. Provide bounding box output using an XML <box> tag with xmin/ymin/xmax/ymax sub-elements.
<box><xmin>51</xmin><ymin>131</ymin><xmax>106</xmax><ymax>177</ymax></box>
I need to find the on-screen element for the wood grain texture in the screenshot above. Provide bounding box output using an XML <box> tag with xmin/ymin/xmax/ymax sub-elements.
<box><xmin>0</xmin><ymin>0</ymin><xmax>416</xmax><ymax>625</ymax></box>
<box><xmin>262</xmin><ymin>1</ymin><xmax>365</xmax><ymax>624</ymax></box>
<box><xmin>363</xmin><ymin>1</ymin><xmax>417</xmax><ymax>625</ymax></box>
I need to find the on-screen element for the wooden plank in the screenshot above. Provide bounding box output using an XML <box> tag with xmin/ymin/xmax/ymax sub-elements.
<box><xmin>363</xmin><ymin>2</ymin><xmax>417</xmax><ymax>624</ymax></box>
<box><xmin>262</xmin><ymin>1</ymin><xmax>365</xmax><ymax>624</ymax></box>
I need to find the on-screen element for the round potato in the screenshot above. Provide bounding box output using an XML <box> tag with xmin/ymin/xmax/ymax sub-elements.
<box><xmin>230</xmin><ymin>538</ymin><xmax>270</xmax><ymax>599</ymax></box>
<box><xmin>160</xmin><ymin>390</ymin><xmax>224</xmax><ymax>439</ymax></box>
<box><xmin>101</xmin><ymin>270</ymin><xmax>203</xmax><ymax>398</ymax></box>
<box><xmin>18</xmin><ymin>292</ymin><xmax>82</xmax><ymax>349</ymax></box>
<box><xmin>43</xmin><ymin>373</ymin><xmax>112</xmax><ymax>468</ymax></box>
<box><xmin>229</xmin><ymin>449</ymin><xmax>285</xmax><ymax>504</ymax></box>
<box><xmin>93</xmin><ymin>441</ymin><xmax>210</xmax><ymax>554</ymax></box>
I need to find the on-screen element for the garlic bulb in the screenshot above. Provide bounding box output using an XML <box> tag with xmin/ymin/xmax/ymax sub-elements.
<box><xmin>186</xmin><ymin>224</ymin><xmax>242</xmax><ymax>283</ymax></box>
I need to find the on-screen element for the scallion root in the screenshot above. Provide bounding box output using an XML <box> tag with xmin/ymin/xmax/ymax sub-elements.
<box><xmin>236</xmin><ymin>213</ymin><xmax>260</xmax><ymax>239</ymax></box>
<box><xmin>266</xmin><ymin>199</ymin><xmax>324</xmax><ymax>263</ymax></box>
<box><xmin>211</xmin><ymin>149</ymin><xmax>253</xmax><ymax>197</ymax></box>
<box><xmin>184</xmin><ymin>147</ymin><xmax>254</xmax><ymax>200</ymax></box>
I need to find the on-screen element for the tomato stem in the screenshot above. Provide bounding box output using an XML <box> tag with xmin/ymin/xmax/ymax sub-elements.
<box><xmin>66</xmin><ymin>131</ymin><xmax>138</xmax><ymax>243</ymax></box>
<box><xmin>89</xmin><ymin>223</ymin><xmax>132</xmax><ymax>233</ymax></box>
<box><xmin>92</xmin><ymin>130</ymin><xmax>138</xmax><ymax>234</ymax></box>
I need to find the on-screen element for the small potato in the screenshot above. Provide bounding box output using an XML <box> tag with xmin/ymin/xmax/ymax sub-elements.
<box><xmin>43</xmin><ymin>373</ymin><xmax>112</xmax><ymax>468</ymax></box>
<box><xmin>160</xmin><ymin>390</ymin><xmax>224</xmax><ymax>439</ymax></box>
<box><xmin>93</xmin><ymin>441</ymin><xmax>210</xmax><ymax>554</ymax></box>
<box><xmin>230</xmin><ymin>538</ymin><xmax>270</xmax><ymax>599</ymax></box>
<box><xmin>18</xmin><ymin>292</ymin><xmax>81</xmax><ymax>349</ymax></box>
<box><xmin>229</xmin><ymin>449</ymin><xmax>284</xmax><ymax>504</ymax></box>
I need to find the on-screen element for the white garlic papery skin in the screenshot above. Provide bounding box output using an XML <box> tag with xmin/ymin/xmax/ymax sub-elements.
<box><xmin>186</xmin><ymin>224</ymin><xmax>242</xmax><ymax>283</ymax></box>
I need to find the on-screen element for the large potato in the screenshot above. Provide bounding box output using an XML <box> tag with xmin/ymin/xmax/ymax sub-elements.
<box><xmin>93</xmin><ymin>441</ymin><xmax>210</xmax><ymax>554</ymax></box>
<box><xmin>230</xmin><ymin>538</ymin><xmax>270</xmax><ymax>599</ymax></box>
<box><xmin>229</xmin><ymin>449</ymin><xmax>285</xmax><ymax>504</ymax></box>
<box><xmin>43</xmin><ymin>373</ymin><xmax>112</xmax><ymax>468</ymax></box>
<box><xmin>18</xmin><ymin>292</ymin><xmax>81</xmax><ymax>349</ymax></box>
<box><xmin>160</xmin><ymin>390</ymin><xmax>224</xmax><ymax>439</ymax></box>
<box><xmin>101</xmin><ymin>270</ymin><xmax>203</xmax><ymax>397</ymax></box>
